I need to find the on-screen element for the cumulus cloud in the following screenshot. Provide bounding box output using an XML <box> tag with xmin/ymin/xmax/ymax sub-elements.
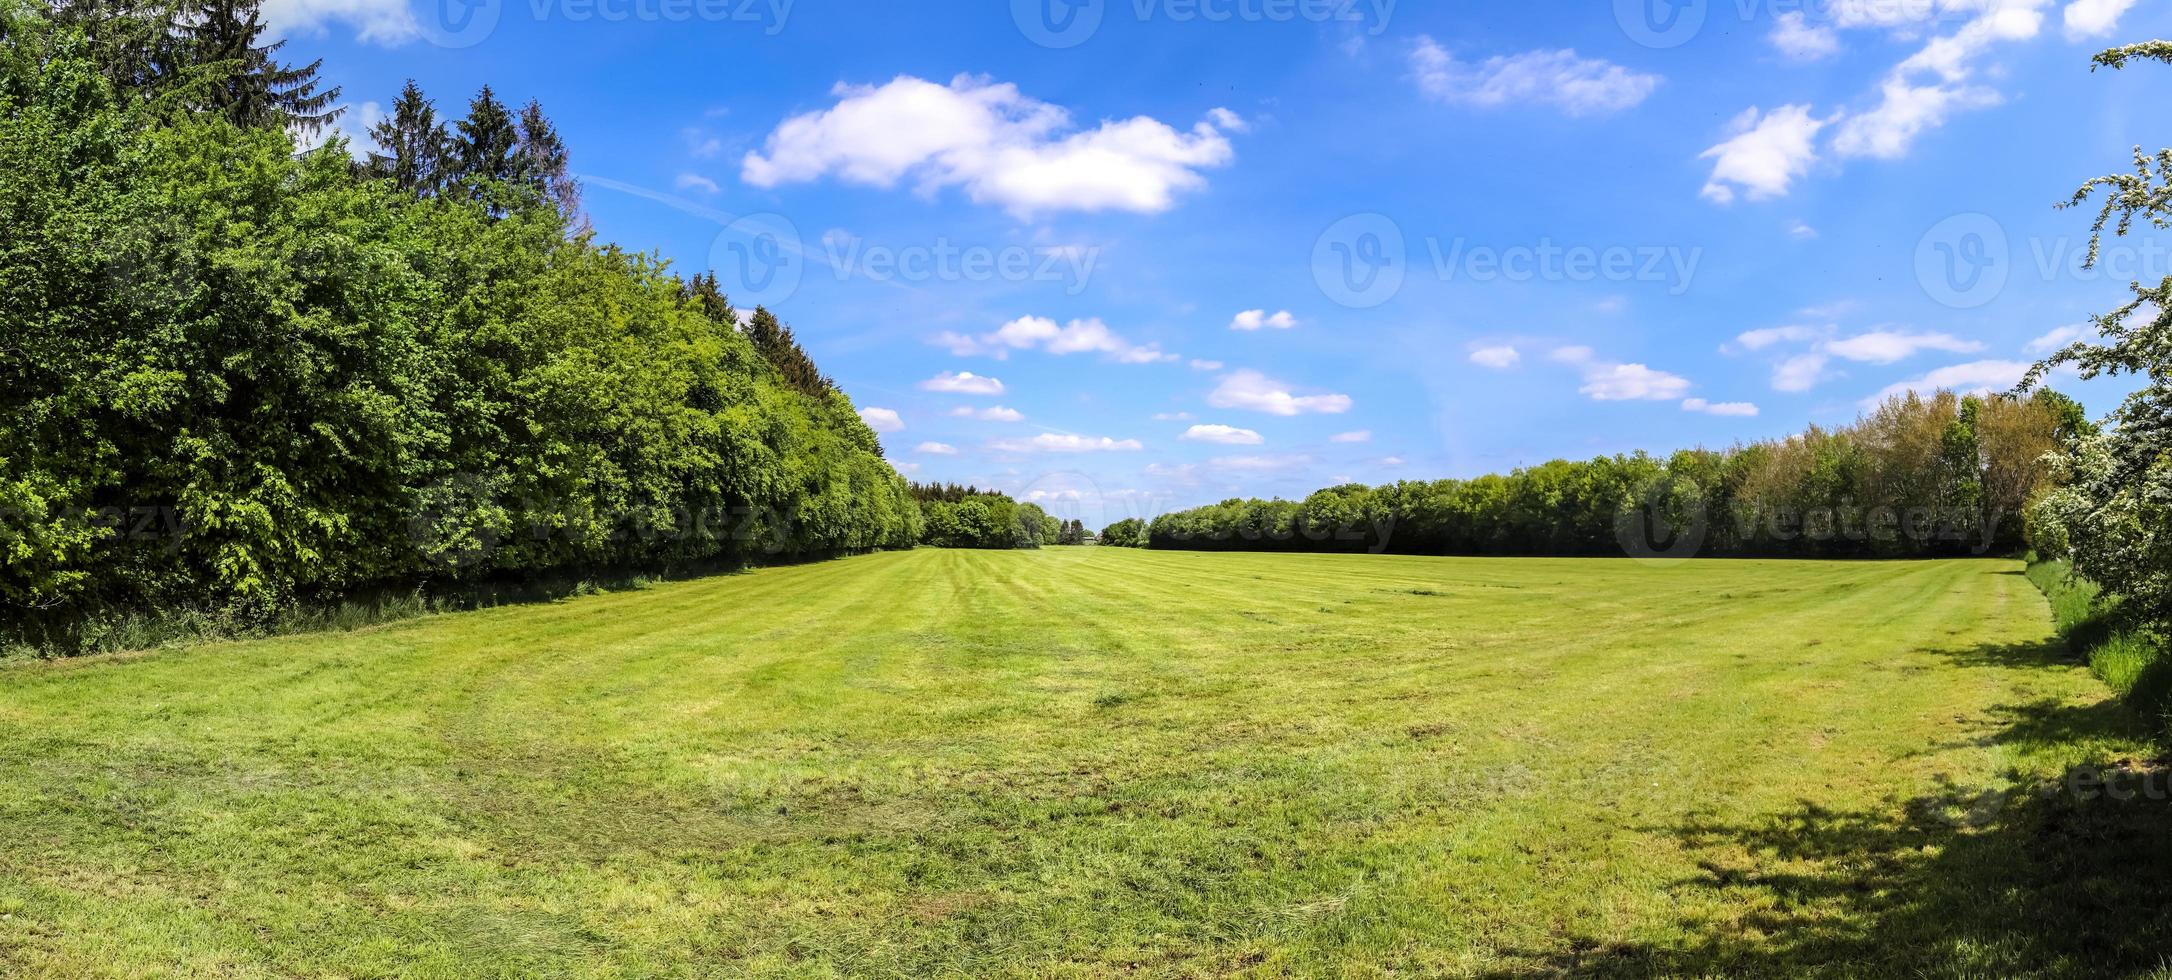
<box><xmin>991</xmin><ymin>433</ymin><xmax>1145</xmax><ymax>453</ymax></box>
<box><xmin>1683</xmin><ymin>398</ymin><xmax>1761</xmax><ymax>417</ymax></box>
<box><xmin>1770</xmin><ymin>12</ymin><xmax>1841</xmax><ymax>61</ymax></box>
<box><xmin>742</xmin><ymin>75</ymin><xmax>1239</xmax><ymax>216</ymax></box>
<box><xmin>1330</xmin><ymin>430</ymin><xmax>1373</xmax><ymax>443</ymax></box>
<box><xmin>2066</xmin><ymin>0</ymin><xmax>2140</xmax><ymax>38</ymax></box>
<box><xmin>1152</xmin><ymin>411</ymin><xmax>1195</xmax><ymax>421</ymax></box>
<box><xmin>262</xmin><ymin>0</ymin><xmax>415</xmax><ymax>43</ymax></box>
<box><xmin>1469</xmin><ymin>345</ymin><xmax>1522</xmax><ymax>369</ymax></box>
<box><xmin>920</xmin><ymin>371</ymin><xmax>1006</xmax><ymax>395</ymax></box>
<box><xmin>859</xmin><ymin>407</ymin><xmax>904</xmax><ymax>433</ymax></box>
<box><xmin>1188</xmin><ymin>359</ymin><xmax>1225</xmax><ymax>372</ymax></box>
<box><xmin>1864</xmin><ymin>359</ymin><xmax>2034</xmax><ymax>407</ymax></box>
<box><xmin>1207</xmin><ymin>370</ymin><xmax>1354</xmax><ymax>416</ymax></box>
<box><xmin>1550</xmin><ymin>346</ymin><xmax>1693</xmax><ymax>401</ymax></box>
<box><xmin>937</xmin><ymin>316</ymin><xmax>1175</xmax><ymax>364</ymax></box>
<box><xmin>1773</xmin><ymin>352</ymin><xmax>1831</xmax><ymax>392</ymax></box>
<box><xmin>948</xmin><ymin>405</ymin><xmax>1026</xmax><ymax>422</ymax></box>
<box><xmin>674</xmin><ymin>173</ymin><xmax>721</xmax><ymax>194</ymax></box>
<box><xmin>1701</xmin><ymin>105</ymin><xmax>1830</xmax><ymax>204</ymax></box>
<box><xmin>1824</xmin><ymin>330</ymin><xmax>1984</xmax><ymax>364</ymax></box>
<box><xmin>1182</xmin><ymin>424</ymin><xmax>1265</xmax><ymax>445</ymax></box>
<box><xmin>1411</xmin><ymin>37</ymin><xmax>1660</xmax><ymax>116</ymax></box>
<box><xmin>916</xmin><ymin>442</ymin><xmax>959</xmax><ymax>455</ymax></box>
<box><xmin>1229</xmin><ymin>309</ymin><xmax>1299</xmax><ymax>331</ymax></box>
<box><xmin>1731</xmin><ymin>325</ymin><xmax>1824</xmax><ymax>352</ymax></box>
<box><xmin>1787</xmin><ymin>220</ymin><xmax>1819</xmax><ymax>240</ymax></box>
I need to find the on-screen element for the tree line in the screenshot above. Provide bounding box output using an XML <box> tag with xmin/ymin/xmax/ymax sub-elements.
<box><xmin>1113</xmin><ymin>389</ymin><xmax>2086</xmax><ymax>559</ymax></box>
<box><xmin>0</xmin><ymin>0</ymin><xmax>923</xmax><ymax>629</ymax></box>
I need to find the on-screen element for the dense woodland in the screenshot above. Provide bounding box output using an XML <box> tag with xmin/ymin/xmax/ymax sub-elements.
<box><xmin>0</xmin><ymin>0</ymin><xmax>928</xmax><ymax>630</ymax></box>
<box><xmin>1114</xmin><ymin>389</ymin><xmax>2088</xmax><ymax>559</ymax></box>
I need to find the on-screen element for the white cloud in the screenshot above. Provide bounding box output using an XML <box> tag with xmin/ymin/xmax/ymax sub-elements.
<box><xmin>920</xmin><ymin>371</ymin><xmax>1006</xmax><ymax>395</ymax></box>
<box><xmin>1774</xmin><ymin>353</ymin><xmax>1831</xmax><ymax>392</ymax></box>
<box><xmin>1787</xmin><ymin>220</ymin><xmax>1819</xmax><ymax>240</ymax></box>
<box><xmin>1551</xmin><ymin>346</ymin><xmax>1692</xmax><ymax>401</ymax></box>
<box><xmin>2066</xmin><ymin>0</ymin><xmax>2139</xmax><ymax>38</ymax></box>
<box><xmin>1864</xmin><ymin>359</ymin><xmax>2034</xmax><ymax>407</ymax></box>
<box><xmin>1182</xmin><ymin>424</ymin><xmax>1265</xmax><ymax>445</ymax></box>
<box><xmin>1188</xmin><ymin>359</ymin><xmax>1225</xmax><ymax>372</ymax></box>
<box><xmin>991</xmin><ymin>433</ymin><xmax>1145</xmax><ymax>453</ymax></box>
<box><xmin>2027</xmin><ymin>323</ymin><xmax>2094</xmax><ymax>353</ymax></box>
<box><xmin>1152</xmin><ymin>411</ymin><xmax>1195</xmax><ymax>421</ymax></box>
<box><xmin>948</xmin><ymin>405</ymin><xmax>1026</xmax><ymax>422</ymax></box>
<box><xmin>1701</xmin><ymin>105</ymin><xmax>1829</xmax><ymax>204</ymax></box>
<box><xmin>1330</xmin><ymin>430</ymin><xmax>1373</xmax><ymax>443</ymax></box>
<box><xmin>1683</xmin><ymin>398</ymin><xmax>1761</xmax><ymax>417</ymax></box>
<box><xmin>742</xmin><ymin>75</ymin><xmax>1238</xmax><ymax>217</ymax></box>
<box><xmin>1379</xmin><ymin>456</ymin><xmax>1407</xmax><ymax>467</ymax></box>
<box><xmin>1732</xmin><ymin>325</ymin><xmax>1824</xmax><ymax>351</ymax></box>
<box><xmin>859</xmin><ymin>407</ymin><xmax>904</xmax><ymax>433</ymax></box>
<box><xmin>1229</xmin><ymin>309</ymin><xmax>1299</xmax><ymax>331</ymax></box>
<box><xmin>674</xmin><ymin>173</ymin><xmax>721</xmax><ymax>194</ymax></box>
<box><xmin>1771</xmin><ymin>12</ymin><xmax>1841</xmax><ymax>61</ymax></box>
<box><xmin>1411</xmin><ymin>37</ymin><xmax>1660</xmax><ymax>116</ymax></box>
<box><xmin>1832</xmin><ymin>78</ymin><xmax>2000</xmax><ymax>160</ymax></box>
<box><xmin>916</xmin><ymin>442</ymin><xmax>959</xmax><ymax>455</ymax></box>
<box><xmin>1207</xmin><ymin>370</ymin><xmax>1354</xmax><ymax>416</ymax></box>
<box><xmin>1824</xmin><ymin>330</ymin><xmax>1984</xmax><ymax>364</ymax></box>
<box><xmin>1206</xmin><ymin>107</ymin><xmax>1249</xmax><ymax>132</ymax></box>
<box><xmin>262</xmin><ymin>0</ymin><xmax>414</xmax><ymax>43</ymax></box>
<box><xmin>938</xmin><ymin>316</ymin><xmax>1174</xmax><ymax>364</ymax></box>
<box><xmin>1469</xmin><ymin>345</ymin><xmax>1522</xmax><ymax>369</ymax></box>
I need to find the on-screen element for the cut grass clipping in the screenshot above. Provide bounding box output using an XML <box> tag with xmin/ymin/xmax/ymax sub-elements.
<box><xmin>4</xmin><ymin>550</ymin><xmax>2171</xmax><ymax>977</ymax></box>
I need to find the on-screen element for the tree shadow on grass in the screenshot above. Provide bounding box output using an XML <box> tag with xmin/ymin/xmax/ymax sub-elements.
<box><xmin>1483</xmin><ymin>638</ymin><xmax>2172</xmax><ymax>979</ymax></box>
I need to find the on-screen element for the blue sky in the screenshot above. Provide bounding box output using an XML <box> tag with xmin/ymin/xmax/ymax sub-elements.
<box><xmin>281</xmin><ymin>0</ymin><xmax>2172</xmax><ymax>527</ymax></box>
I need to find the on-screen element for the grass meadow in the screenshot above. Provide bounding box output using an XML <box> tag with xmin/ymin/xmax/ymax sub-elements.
<box><xmin>3</xmin><ymin>549</ymin><xmax>2171</xmax><ymax>977</ymax></box>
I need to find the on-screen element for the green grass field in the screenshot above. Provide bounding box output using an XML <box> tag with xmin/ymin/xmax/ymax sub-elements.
<box><xmin>4</xmin><ymin>550</ymin><xmax>2170</xmax><ymax>977</ymax></box>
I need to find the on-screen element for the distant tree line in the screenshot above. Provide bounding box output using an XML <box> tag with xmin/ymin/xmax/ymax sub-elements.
<box><xmin>907</xmin><ymin>483</ymin><xmax>1070</xmax><ymax>549</ymax></box>
<box><xmin>1125</xmin><ymin>390</ymin><xmax>2084</xmax><ymax>559</ymax></box>
<box><xmin>0</xmin><ymin>0</ymin><xmax>921</xmax><ymax>626</ymax></box>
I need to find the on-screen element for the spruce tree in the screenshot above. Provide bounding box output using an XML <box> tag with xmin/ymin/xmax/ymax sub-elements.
<box><xmin>367</xmin><ymin>80</ymin><xmax>448</xmax><ymax>195</ymax></box>
<box><xmin>181</xmin><ymin>0</ymin><xmax>341</xmax><ymax>134</ymax></box>
<box><xmin>745</xmin><ymin>307</ymin><xmax>832</xmax><ymax>397</ymax></box>
<box><xmin>516</xmin><ymin>99</ymin><xmax>583</xmax><ymax>229</ymax></box>
<box><xmin>448</xmin><ymin>86</ymin><xmax>521</xmax><ymax>204</ymax></box>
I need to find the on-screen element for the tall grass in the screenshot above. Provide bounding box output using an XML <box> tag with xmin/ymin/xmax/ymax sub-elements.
<box><xmin>2027</xmin><ymin>558</ymin><xmax>2172</xmax><ymax>735</ymax></box>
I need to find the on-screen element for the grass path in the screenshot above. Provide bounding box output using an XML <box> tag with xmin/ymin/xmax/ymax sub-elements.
<box><xmin>1</xmin><ymin>550</ymin><xmax>2167</xmax><ymax>977</ymax></box>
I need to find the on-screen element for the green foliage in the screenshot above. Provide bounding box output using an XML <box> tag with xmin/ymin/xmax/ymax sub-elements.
<box><xmin>0</xmin><ymin>4</ymin><xmax>917</xmax><ymax>641</ymax></box>
<box><xmin>1147</xmin><ymin>391</ymin><xmax>2068</xmax><ymax>557</ymax></box>
<box><xmin>2027</xmin><ymin>560</ymin><xmax>2170</xmax><ymax>733</ymax></box>
<box><xmin>2023</xmin><ymin>41</ymin><xmax>2172</xmax><ymax>636</ymax></box>
<box><xmin>908</xmin><ymin>482</ymin><xmax>1048</xmax><ymax>549</ymax></box>
<box><xmin>1097</xmin><ymin>517</ymin><xmax>1147</xmax><ymax>548</ymax></box>
<box><xmin>179</xmin><ymin>0</ymin><xmax>340</xmax><ymax>133</ymax></box>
